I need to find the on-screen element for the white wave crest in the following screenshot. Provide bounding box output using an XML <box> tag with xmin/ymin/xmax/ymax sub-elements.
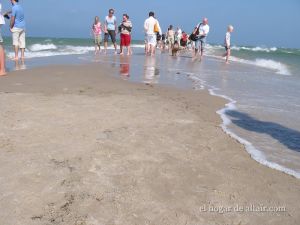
<box><xmin>230</xmin><ymin>57</ymin><xmax>291</xmax><ymax>75</ymax></box>
<box><xmin>8</xmin><ymin>44</ymin><xmax>129</xmax><ymax>59</ymax></box>
<box><xmin>231</xmin><ymin>46</ymin><xmax>277</xmax><ymax>53</ymax></box>
<box><xmin>254</xmin><ymin>59</ymin><xmax>291</xmax><ymax>75</ymax></box>
<box><xmin>29</xmin><ymin>43</ymin><xmax>58</xmax><ymax>52</ymax></box>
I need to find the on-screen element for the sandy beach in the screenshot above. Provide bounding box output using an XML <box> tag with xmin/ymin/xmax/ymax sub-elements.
<box><xmin>0</xmin><ymin>63</ymin><xmax>299</xmax><ymax>225</ymax></box>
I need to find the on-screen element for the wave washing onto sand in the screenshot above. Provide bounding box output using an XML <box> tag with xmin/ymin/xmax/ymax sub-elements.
<box><xmin>7</xmin><ymin>42</ymin><xmax>145</xmax><ymax>59</ymax></box>
<box><xmin>186</xmin><ymin>73</ymin><xmax>300</xmax><ymax>179</ymax></box>
<box><xmin>230</xmin><ymin>57</ymin><xmax>291</xmax><ymax>76</ymax></box>
<box><xmin>205</xmin><ymin>45</ymin><xmax>292</xmax><ymax>75</ymax></box>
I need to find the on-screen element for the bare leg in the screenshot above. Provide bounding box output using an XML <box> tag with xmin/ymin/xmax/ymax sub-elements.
<box><xmin>113</xmin><ymin>42</ymin><xmax>117</xmax><ymax>54</ymax></box>
<box><xmin>13</xmin><ymin>45</ymin><xmax>19</xmax><ymax>60</ymax></box>
<box><xmin>104</xmin><ymin>41</ymin><xmax>108</xmax><ymax>54</ymax></box>
<box><xmin>119</xmin><ymin>45</ymin><xmax>124</xmax><ymax>55</ymax></box>
<box><xmin>200</xmin><ymin>49</ymin><xmax>204</xmax><ymax>61</ymax></box>
<box><xmin>95</xmin><ymin>45</ymin><xmax>98</xmax><ymax>55</ymax></box>
<box><xmin>193</xmin><ymin>48</ymin><xmax>198</xmax><ymax>60</ymax></box>
<box><xmin>127</xmin><ymin>46</ymin><xmax>132</xmax><ymax>55</ymax></box>
<box><xmin>144</xmin><ymin>45</ymin><xmax>147</xmax><ymax>54</ymax></box>
<box><xmin>226</xmin><ymin>49</ymin><xmax>231</xmax><ymax>63</ymax></box>
<box><xmin>151</xmin><ymin>44</ymin><xmax>155</xmax><ymax>56</ymax></box>
<box><xmin>21</xmin><ymin>48</ymin><xmax>25</xmax><ymax>59</ymax></box>
<box><xmin>0</xmin><ymin>45</ymin><xmax>6</xmax><ymax>76</ymax></box>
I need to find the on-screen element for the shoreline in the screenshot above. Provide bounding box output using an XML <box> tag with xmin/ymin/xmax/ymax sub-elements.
<box><xmin>0</xmin><ymin>63</ymin><xmax>300</xmax><ymax>224</ymax></box>
<box><xmin>3</xmin><ymin>49</ymin><xmax>300</xmax><ymax>179</ymax></box>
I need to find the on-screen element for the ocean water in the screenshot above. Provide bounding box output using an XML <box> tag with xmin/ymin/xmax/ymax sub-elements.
<box><xmin>2</xmin><ymin>37</ymin><xmax>300</xmax><ymax>178</ymax></box>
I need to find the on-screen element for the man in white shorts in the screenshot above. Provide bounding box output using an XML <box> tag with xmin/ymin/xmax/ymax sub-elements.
<box><xmin>144</xmin><ymin>11</ymin><xmax>161</xmax><ymax>56</ymax></box>
<box><xmin>10</xmin><ymin>0</ymin><xmax>26</xmax><ymax>60</ymax></box>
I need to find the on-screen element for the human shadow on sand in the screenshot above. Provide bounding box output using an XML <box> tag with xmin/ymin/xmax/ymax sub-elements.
<box><xmin>225</xmin><ymin>110</ymin><xmax>300</xmax><ymax>152</ymax></box>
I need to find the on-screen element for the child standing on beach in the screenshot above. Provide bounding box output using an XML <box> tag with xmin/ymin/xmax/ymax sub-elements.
<box><xmin>92</xmin><ymin>16</ymin><xmax>102</xmax><ymax>55</ymax></box>
<box><xmin>223</xmin><ymin>25</ymin><xmax>234</xmax><ymax>64</ymax></box>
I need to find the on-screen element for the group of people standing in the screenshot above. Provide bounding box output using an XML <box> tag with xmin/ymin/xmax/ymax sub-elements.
<box><xmin>92</xmin><ymin>8</ymin><xmax>132</xmax><ymax>56</ymax></box>
<box><xmin>92</xmin><ymin>9</ymin><xmax>234</xmax><ymax>63</ymax></box>
<box><xmin>0</xmin><ymin>5</ymin><xmax>234</xmax><ymax>77</ymax></box>
<box><xmin>0</xmin><ymin>0</ymin><xmax>26</xmax><ymax>76</ymax></box>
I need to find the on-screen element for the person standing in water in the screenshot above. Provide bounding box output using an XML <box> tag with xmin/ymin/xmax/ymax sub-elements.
<box><xmin>10</xmin><ymin>0</ymin><xmax>26</xmax><ymax>61</ymax></box>
<box><xmin>104</xmin><ymin>9</ymin><xmax>117</xmax><ymax>54</ymax></box>
<box><xmin>223</xmin><ymin>25</ymin><xmax>234</xmax><ymax>64</ymax></box>
<box><xmin>92</xmin><ymin>16</ymin><xmax>102</xmax><ymax>55</ymax></box>
<box><xmin>194</xmin><ymin>17</ymin><xmax>210</xmax><ymax>61</ymax></box>
<box><xmin>119</xmin><ymin>14</ymin><xmax>132</xmax><ymax>56</ymax></box>
<box><xmin>167</xmin><ymin>25</ymin><xmax>175</xmax><ymax>51</ymax></box>
<box><xmin>144</xmin><ymin>11</ymin><xmax>161</xmax><ymax>56</ymax></box>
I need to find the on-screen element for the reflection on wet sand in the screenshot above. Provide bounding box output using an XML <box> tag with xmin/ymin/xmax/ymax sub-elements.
<box><xmin>119</xmin><ymin>56</ymin><xmax>130</xmax><ymax>80</ymax></box>
<box><xmin>144</xmin><ymin>56</ymin><xmax>160</xmax><ymax>85</ymax></box>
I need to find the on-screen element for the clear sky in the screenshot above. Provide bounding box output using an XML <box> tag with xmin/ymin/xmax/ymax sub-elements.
<box><xmin>2</xmin><ymin>0</ymin><xmax>300</xmax><ymax>48</ymax></box>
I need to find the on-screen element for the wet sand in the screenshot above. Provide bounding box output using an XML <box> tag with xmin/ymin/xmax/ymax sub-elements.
<box><xmin>0</xmin><ymin>64</ymin><xmax>299</xmax><ymax>225</ymax></box>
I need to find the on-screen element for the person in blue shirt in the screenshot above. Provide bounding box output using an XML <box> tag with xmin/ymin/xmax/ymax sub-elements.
<box><xmin>10</xmin><ymin>0</ymin><xmax>26</xmax><ymax>60</ymax></box>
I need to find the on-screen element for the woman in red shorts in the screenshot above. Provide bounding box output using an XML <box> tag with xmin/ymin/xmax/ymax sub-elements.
<box><xmin>119</xmin><ymin>14</ymin><xmax>133</xmax><ymax>55</ymax></box>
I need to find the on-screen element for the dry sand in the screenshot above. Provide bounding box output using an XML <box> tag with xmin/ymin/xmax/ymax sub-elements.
<box><xmin>0</xmin><ymin>64</ymin><xmax>299</xmax><ymax>225</ymax></box>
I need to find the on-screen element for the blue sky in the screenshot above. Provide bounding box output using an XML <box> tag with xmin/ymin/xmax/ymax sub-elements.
<box><xmin>2</xmin><ymin>0</ymin><xmax>300</xmax><ymax>48</ymax></box>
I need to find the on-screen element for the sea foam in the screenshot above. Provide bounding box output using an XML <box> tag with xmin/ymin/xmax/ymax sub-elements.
<box><xmin>29</xmin><ymin>43</ymin><xmax>58</xmax><ymax>52</ymax></box>
<box><xmin>230</xmin><ymin>57</ymin><xmax>291</xmax><ymax>75</ymax></box>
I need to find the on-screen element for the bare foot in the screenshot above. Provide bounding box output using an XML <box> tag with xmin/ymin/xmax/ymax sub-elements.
<box><xmin>12</xmin><ymin>57</ymin><xmax>19</xmax><ymax>61</ymax></box>
<box><xmin>0</xmin><ymin>72</ymin><xmax>7</xmax><ymax>76</ymax></box>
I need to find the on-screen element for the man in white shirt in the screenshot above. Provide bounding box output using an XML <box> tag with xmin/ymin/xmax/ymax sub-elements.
<box><xmin>144</xmin><ymin>11</ymin><xmax>161</xmax><ymax>56</ymax></box>
<box><xmin>194</xmin><ymin>17</ymin><xmax>210</xmax><ymax>61</ymax></box>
